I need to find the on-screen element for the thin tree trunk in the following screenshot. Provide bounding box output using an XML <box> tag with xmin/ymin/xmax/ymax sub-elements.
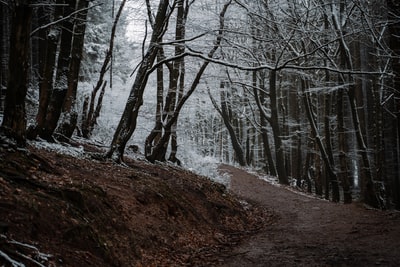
<box><xmin>303</xmin><ymin>135</ymin><xmax>314</xmax><ymax>194</ymax></box>
<box><xmin>146</xmin><ymin>0</ymin><xmax>232</xmax><ymax>164</ymax></box>
<box><xmin>208</xmin><ymin>81</ymin><xmax>246</xmax><ymax>166</ymax></box>
<box><xmin>106</xmin><ymin>0</ymin><xmax>170</xmax><ymax>162</ymax></box>
<box><xmin>348</xmin><ymin>85</ymin><xmax>383</xmax><ymax>208</ymax></box>
<box><xmin>81</xmin><ymin>0</ymin><xmax>127</xmax><ymax>138</ymax></box>
<box><xmin>269</xmin><ymin>70</ymin><xmax>289</xmax><ymax>185</ymax></box>
<box><xmin>148</xmin><ymin>0</ymin><xmax>186</xmax><ymax>163</ymax></box>
<box><xmin>144</xmin><ymin>50</ymin><xmax>165</xmax><ymax>156</ymax></box>
<box><xmin>301</xmin><ymin>77</ymin><xmax>339</xmax><ymax>201</ymax></box>
<box><xmin>253</xmin><ymin>71</ymin><xmax>276</xmax><ymax>175</ymax></box>
<box><xmin>168</xmin><ymin>51</ymin><xmax>186</xmax><ymax>164</ymax></box>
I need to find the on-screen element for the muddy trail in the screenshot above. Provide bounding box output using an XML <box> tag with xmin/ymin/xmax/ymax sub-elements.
<box><xmin>218</xmin><ymin>164</ymin><xmax>400</xmax><ymax>267</ymax></box>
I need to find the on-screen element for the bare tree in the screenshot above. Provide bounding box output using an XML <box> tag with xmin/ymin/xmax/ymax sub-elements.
<box><xmin>106</xmin><ymin>0</ymin><xmax>170</xmax><ymax>162</ymax></box>
<box><xmin>81</xmin><ymin>0</ymin><xmax>127</xmax><ymax>138</ymax></box>
<box><xmin>208</xmin><ymin>81</ymin><xmax>246</xmax><ymax>166</ymax></box>
<box><xmin>57</xmin><ymin>0</ymin><xmax>90</xmax><ymax>139</ymax></box>
<box><xmin>146</xmin><ymin>0</ymin><xmax>233</xmax><ymax>164</ymax></box>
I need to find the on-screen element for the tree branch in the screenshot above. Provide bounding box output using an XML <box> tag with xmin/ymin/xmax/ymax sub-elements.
<box><xmin>30</xmin><ymin>4</ymin><xmax>100</xmax><ymax>37</ymax></box>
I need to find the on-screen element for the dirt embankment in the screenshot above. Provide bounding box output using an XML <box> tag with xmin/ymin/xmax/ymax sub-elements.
<box><xmin>218</xmin><ymin>164</ymin><xmax>400</xmax><ymax>267</ymax></box>
<box><xmin>0</xmin><ymin>141</ymin><xmax>269</xmax><ymax>267</ymax></box>
<box><xmin>1</xmin><ymin>138</ymin><xmax>399</xmax><ymax>267</ymax></box>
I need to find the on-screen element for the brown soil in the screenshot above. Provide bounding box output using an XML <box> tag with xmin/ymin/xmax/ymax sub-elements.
<box><xmin>218</xmin><ymin>164</ymin><xmax>400</xmax><ymax>267</ymax></box>
<box><xmin>0</xmin><ymin>140</ymin><xmax>268</xmax><ymax>266</ymax></box>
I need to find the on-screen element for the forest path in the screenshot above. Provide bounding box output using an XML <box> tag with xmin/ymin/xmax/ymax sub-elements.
<box><xmin>217</xmin><ymin>164</ymin><xmax>400</xmax><ymax>267</ymax></box>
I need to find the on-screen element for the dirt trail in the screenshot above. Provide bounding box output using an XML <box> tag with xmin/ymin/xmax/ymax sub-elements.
<box><xmin>218</xmin><ymin>164</ymin><xmax>400</xmax><ymax>267</ymax></box>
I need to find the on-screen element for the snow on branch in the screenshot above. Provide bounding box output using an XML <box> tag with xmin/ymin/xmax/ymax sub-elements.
<box><xmin>30</xmin><ymin>3</ymin><xmax>101</xmax><ymax>37</ymax></box>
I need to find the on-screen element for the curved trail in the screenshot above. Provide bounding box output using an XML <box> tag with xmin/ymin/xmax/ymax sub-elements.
<box><xmin>218</xmin><ymin>164</ymin><xmax>400</xmax><ymax>267</ymax></box>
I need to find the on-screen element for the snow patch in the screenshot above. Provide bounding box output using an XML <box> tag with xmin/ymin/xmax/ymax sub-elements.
<box><xmin>29</xmin><ymin>140</ymin><xmax>85</xmax><ymax>158</ymax></box>
<box><xmin>186</xmin><ymin>155</ymin><xmax>230</xmax><ymax>187</ymax></box>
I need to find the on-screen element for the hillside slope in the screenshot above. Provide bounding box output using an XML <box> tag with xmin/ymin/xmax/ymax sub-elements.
<box><xmin>0</xmin><ymin>139</ymin><xmax>269</xmax><ymax>266</ymax></box>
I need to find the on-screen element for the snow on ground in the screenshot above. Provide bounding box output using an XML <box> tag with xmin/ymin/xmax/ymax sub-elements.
<box><xmin>29</xmin><ymin>139</ymin><xmax>85</xmax><ymax>158</ymax></box>
<box><xmin>185</xmin><ymin>155</ymin><xmax>231</xmax><ymax>188</ymax></box>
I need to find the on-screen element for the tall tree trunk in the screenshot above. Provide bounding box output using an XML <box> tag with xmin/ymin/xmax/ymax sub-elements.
<box><xmin>28</xmin><ymin>1</ymin><xmax>64</xmax><ymax>139</ymax></box>
<box><xmin>0</xmin><ymin>3</ymin><xmax>10</xmax><ymax>114</ymax></box>
<box><xmin>333</xmin><ymin>2</ymin><xmax>381</xmax><ymax>207</ymax></box>
<box><xmin>40</xmin><ymin>0</ymin><xmax>76</xmax><ymax>141</ymax></box>
<box><xmin>106</xmin><ymin>0</ymin><xmax>170</xmax><ymax>162</ymax></box>
<box><xmin>148</xmin><ymin>0</ymin><xmax>186</xmax><ymax>163</ymax></box>
<box><xmin>301</xmin><ymin>77</ymin><xmax>339</xmax><ymax>201</ymax></box>
<box><xmin>387</xmin><ymin>0</ymin><xmax>400</xmax><ymax>209</ymax></box>
<box><xmin>269</xmin><ymin>70</ymin><xmax>289</xmax><ymax>184</ymax></box>
<box><xmin>303</xmin><ymin>134</ymin><xmax>315</xmax><ymax>194</ymax></box>
<box><xmin>1</xmin><ymin>1</ymin><xmax>32</xmax><ymax>146</ymax></box>
<box><xmin>144</xmin><ymin>51</ymin><xmax>164</xmax><ymax>156</ymax></box>
<box><xmin>146</xmin><ymin>0</ymin><xmax>232</xmax><ymax>164</ymax></box>
<box><xmin>57</xmin><ymin>0</ymin><xmax>90</xmax><ymax>139</ymax></box>
<box><xmin>289</xmin><ymin>79</ymin><xmax>301</xmax><ymax>183</ymax></box>
<box><xmin>208</xmin><ymin>82</ymin><xmax>246</xmax><ymax>167</ymax></box>
<box><xmin>168</xmin><ymin>52</ymin><xmax>186</xmax><ymax>164</ymax></box>
<box><xmin>253</xmin><ymin>71</ymin><xmax>276</xmax><ymax>175</ymax></box>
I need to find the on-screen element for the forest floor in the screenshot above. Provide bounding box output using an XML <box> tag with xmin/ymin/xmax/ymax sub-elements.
<box><xmin>1</xmin><ymin>137</ymin><xmax>400</xmax><ymax>266</ymax></box>
<box><xmin>0</xmin><ymin>138</ymin><xmax>269</xmax><ymax>266</ymax></box>
<box><xmin>217</xmin><ymin>164</ymin><xmax>400</xmax><ymax>266</ymax></box>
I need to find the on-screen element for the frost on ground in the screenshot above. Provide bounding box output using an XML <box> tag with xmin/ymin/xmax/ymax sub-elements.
<box><xmin>184</xmin><ymin>153</ymin><xmax>231</xmax><ymax>188</ymax></box>
<box><xmin>29</xmin><ymin>139</ymin><xmax>85</xmax><ymax>158</ymax></box>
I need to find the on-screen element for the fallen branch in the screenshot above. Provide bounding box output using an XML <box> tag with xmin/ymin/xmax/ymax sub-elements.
<box><xmin>0</xmin><ymin>235</ymin><xmax>53</xmax><ymax>267</ymax></box>
<box><xmin>0</xmin><ymin>249</ymin><xmax>25</xmax><ymax>267</ymax></box>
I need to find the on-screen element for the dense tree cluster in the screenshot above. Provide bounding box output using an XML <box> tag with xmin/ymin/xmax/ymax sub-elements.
<box><xmin>190</xmin><ymin>0</ymin><xmax>400</xmax><ymax>209</ymax></box>
<box><xmin>0</xmin><ymin>0</ymin><xmax>399</xmax><ymax>209</ymax></box>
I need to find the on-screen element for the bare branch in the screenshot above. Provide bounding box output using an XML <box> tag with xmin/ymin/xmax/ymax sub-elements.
<box><xmin>30</xmin><ymin>4</ymin><xmax>100</xmax><ymax>37</ymax></box>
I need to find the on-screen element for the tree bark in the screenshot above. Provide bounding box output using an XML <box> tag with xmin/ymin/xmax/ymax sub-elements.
<box><xmin>29</xmin><ymin>1</ymin><xmax>63</xmax><ymax>139</ymax></box>
<box><xmin>269</xmin><ymin>70</ymin><xmax>289</xmax><ymax>185</ymax></box>
<box><xmin>40</xmin><ymin>0</ymin><xmax>76</xmax><ymax>141</ymax></box>
<box><xmin>252</xmin><ymin>71</ymin><xmax>276</xmax><ymax>175</ymax></box>
<box><xmin>0</xmin><ymin>3</ymin><xmax>10</xmax><ymax>114</ymax></box>
<box><xmin>1</xmin><ymin>1</ymin><xmax>32</xmax><ymax>146</ymax></box>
